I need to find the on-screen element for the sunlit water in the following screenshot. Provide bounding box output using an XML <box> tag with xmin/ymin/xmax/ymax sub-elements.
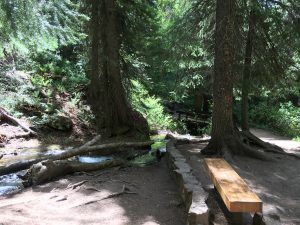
<box><xmin>77</xmin><ymin>156</ymin><xmax>113</xmax><ymax>163</ymax></box>
<box><xmin>0</xmin><ymin>173</ymin><xmax>23</xmax><ymax>196</ymax></box>
<box><xmin>0</xmin><ymin>136</ymin><xmax>167</xmax><ymax>195</ymax></box>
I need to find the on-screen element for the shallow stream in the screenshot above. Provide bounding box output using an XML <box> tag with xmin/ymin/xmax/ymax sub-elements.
<box><xmin>0</xmin><ymin>134</ymin><xmax>168</xmax><ymax>196</ymax></box>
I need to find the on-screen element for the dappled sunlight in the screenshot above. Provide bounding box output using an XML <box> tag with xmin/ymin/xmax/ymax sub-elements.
<box><xmin>0</xmin><ymin>158</ymin><xmax>185</xmax><ymax>225</ymax></box>
<box><xmin>177</xmin><ymin>143</ymin><xmax>207</xmax><ymax>155</ymax></box>
<box><xmin>251</xmin><ymin>128</ymin><xmax>300</xmax><ymax>153</ymax></box>
<box><xmin>142</xmin><ymin>218</ymin><xmax>160</xmax><ymax>225</ymax></box>
<box><xmin>232</xmin><ymin>156</ymin><xmax>300</xmax><ymax>223</ymax></box>
<box><xmin>0</xmin><ymin>138</ymin><xmax>68</xmax><ymax>167</ymax></box>
<box><xmin>1</xmin><ymin>187</ymin><xmax>131</xmax><ymax>225</ymax></box>
<box><xmin>0</xmin><ymin>145</ymin><xmax>65</xmax><ymax>167</ymax></box>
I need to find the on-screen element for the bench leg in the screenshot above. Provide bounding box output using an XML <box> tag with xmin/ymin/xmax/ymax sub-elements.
<box><xmin>230</xmin><ymin>212</ymin><xmax>244</xmax><ymax>225</ymax></box>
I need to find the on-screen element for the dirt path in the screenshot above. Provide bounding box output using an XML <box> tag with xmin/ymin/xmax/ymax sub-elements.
<box><xmin>0</xmin><ymin>158</ymin><xmax>186</xmax><ymax>225</ymax></box>
<box><xmin>251</xmin><ymin>128</ymin><xmax>300</xmax><ymax>155</ymax></box>
<box><xmin>176</xmin><ymin>129</ymin><xmax>300</xmax><ymax>225</ymax></box>
<box><xmin>0</xmin><ymin>123</ymin><xmax>186</xmax><ymax>225</ymax></box>
<box><xmin>1</xmin><ymin>128</ymin><xmax>299</xmax><ymax>225</ymax></box>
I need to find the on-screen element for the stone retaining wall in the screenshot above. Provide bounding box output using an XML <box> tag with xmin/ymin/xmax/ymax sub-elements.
<box><xmin>166</xmin><ymin>140</ymin><xmax>210</xmax><ymax>225</ymax></box>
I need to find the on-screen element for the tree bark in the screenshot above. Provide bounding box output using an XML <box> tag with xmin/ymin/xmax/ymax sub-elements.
<box><xmin>202</xmin><ymin>0</ymin><xmax>283</xmax><ymax>160</ymax></box>
<box><xmin>87</xmin><ymin>0</ymin><xmax>149</xmax><ymax>137</ymax></box>
<box><xmin>241</xmin><ymin>5</ymin><xmax>256</xmax><ymax>131</ymax></box>
<box><xmin>202</xmin><ymin>0</ymin><xmax>236</xmax><ymax>155</ymax></box>
<box><xmin>22</xmin><ymin>159</ymin><xmax>124</xmax><ymax>186</ymax></box>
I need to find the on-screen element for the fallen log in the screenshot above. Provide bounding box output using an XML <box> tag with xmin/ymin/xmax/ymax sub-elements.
<box><xmin>166</xmin><ymin>132</ymin><xmax>209</xmax><ymax>144</ymax></box>
<box><xmin>22</xmin><ymin>159</ymin><xmax>124</xmax><ymax>186</ymax></box>
<box><xmin>0</xmin><ymin>107</ymin><xmax>37</xmax><ymax>136</ymax></box>
<box><xmin>0</xmin><ymin>136</ymin><xmax>153</xmax><ymax>176</ymax></box>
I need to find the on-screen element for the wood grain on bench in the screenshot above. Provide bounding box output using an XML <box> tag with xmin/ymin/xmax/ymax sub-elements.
<box><xmin>204</xmin><ymin>158</ymin><xmax>262</xmax><ymax>213</ymax></box>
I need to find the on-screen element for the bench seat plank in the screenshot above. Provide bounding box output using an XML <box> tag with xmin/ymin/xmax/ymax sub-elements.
<box><xmin>204</xmin><ymin>158</ymin><xmax>262</xmax><ymax>213</ymax></box>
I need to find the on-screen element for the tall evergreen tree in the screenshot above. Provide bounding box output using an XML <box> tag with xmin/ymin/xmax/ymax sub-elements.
<box><xmin>86</xmin><ymin>0</ymin><xmax>149</xmax><ymax>137</ymax></box>
<box><xmin>0</xmin><ymin>0</ymin><xmax>86</xmax><ymax>54</ymax></box>
<box><xmin>202</xmin><ymin>0</ymin><xmax>289</xmax><ymax>158</ymax></box>
<box><xmin>241</xmin><ymin>1</ymin><xmax>257</xmax><ymax>131</ymax></box>
<box><xmin>202</xmin><ymin>0</ymin><xmax>237</xmax><ymax>156</ymax></box>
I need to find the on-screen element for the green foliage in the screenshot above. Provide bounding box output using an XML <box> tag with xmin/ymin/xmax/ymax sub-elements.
<box><xmin>249</xmin><ymin>101</ymin><xmax>300</xmax><ymax>138</ymax></box>
<box><xmin>0</xmin><ymin>0</ymin><xmax>299</xmax><ymax>139</ymax></box>
<box><xmin>200</xmin><ymin>118</ymin><xmax>212</xmax><ymax>136</ymax></box>
<box><xmin>0</xmin><ymin>85</ymin><xmax>34</xmax><ymax>118</ymax></box>
<box><xmin>130</xmin><ymin>80</ymin><xmax>176</xmax><ymax>131</ymax></box>
<box><xmin>0</xmin><ymin>70</ymin><xmax>37</xmax><ymax>118</ymax></box>
<box><xmin>293</xmin><ymin>136</ymin><xmax>300</xmax><ymax>142</ymax></box>
<box><xmin>32</xmin><ymin>51</ymin><xmax>88</xmax><ymax>93</ymax></box>
<box><xmin>0</xmin><ymin>0</ymin><xmax>87</xmax><ymax>55</ymax></box>
<box><xmin>138</xmin><ymin>0</ymin><xmax>215</xmax><ymax>105</ymax></box>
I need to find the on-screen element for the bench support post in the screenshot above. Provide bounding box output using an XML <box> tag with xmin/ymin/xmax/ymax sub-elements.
<box><xmin>230</xmin><ymin>212</ymin><xmax>244</xmax><ymax>225</ymax></box>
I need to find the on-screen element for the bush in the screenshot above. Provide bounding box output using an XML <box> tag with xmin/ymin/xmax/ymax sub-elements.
<box><xmin>0</xmin><ymin>48</ymin><xmax>93</xmax><ymax>130</ymax></box>
<box><xmin>0</xmin><ymin>70</ymin><xmax>38</xmax><ymax>118</ymax></box>
<box><xmin>130</xmin><ymin>80</ymin><xmax>178</xmax><ymax>131</ymax></box>
<box><xmin>249</xmin><ymin>101</ymin><xmax>300</xmax><ymax>138</ymax></box>
<box><xmin>31</xmin><ymin>51</ymin><xmax>88</xmax><ymax>93</ymax></box>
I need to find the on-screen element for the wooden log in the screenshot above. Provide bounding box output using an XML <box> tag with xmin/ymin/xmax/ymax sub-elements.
<box><xmin>22</xmin><ymin>159</ymin><xmax>124</xmax><ymax>186</ymax></box>
<box><xmin>0</xmin><ymin>137</ymin><xmax>153</xmax><ymax>176</ymax></box>
<box><xmin>0</xmin><ymin>107</ymin><xmax>37</xmax><ymax>136</ymax></box>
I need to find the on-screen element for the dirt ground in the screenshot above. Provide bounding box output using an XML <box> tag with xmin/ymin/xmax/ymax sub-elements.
<box><xmin>0</xmin><ymin>123</ymin><xmax>186</xmax><ymax>225</ymax></box>
<box><xmin>0</xmin><ymin>158</ymin><xmax>186</xmax><ymax>225</ymax></box>
<box><xmin>177</xmin><ymin>128</ymin><xmax>300</xmax><ymax>225</ymax></box>
<box><xmin>1</xmin><ymin>125</ymin><xmax>300</xmax><ymax>225</ymax></box>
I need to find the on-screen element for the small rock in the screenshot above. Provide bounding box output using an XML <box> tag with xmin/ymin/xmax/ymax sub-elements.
<box><xmin>48</xmin><ymin>115</ymin><xmax>73</xmax><ymax>131</ymax></box>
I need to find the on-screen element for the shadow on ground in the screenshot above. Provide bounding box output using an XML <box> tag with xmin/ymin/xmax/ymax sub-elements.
<box><xmin>0</xmin><ymin>157</ymin><xmax>186</xmax><ymax>225</ymax></box>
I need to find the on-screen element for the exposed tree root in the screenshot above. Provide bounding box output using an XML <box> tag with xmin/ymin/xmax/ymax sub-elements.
<box><xmin>66</xmin><ymin>180</ymin><xmax>89</xmax><ymax>190</ymax></box>
<box><xmin>241</xmin><ymin>131</ymin><xmax>300</xmax><ymax>159</ymax></box>
<box><xmin>84</xmin><ymin>187</ymin><xmax>102</xmax><ymax>192</ymax></box>
<box><xmin>0</xmin><ymin>107</ymin><xmax>37</xmax><ymax>136</ymax></box>
<box><xmin>73</xmin><ymin>171</ymin><xmax>96</xmax><ymax>176</ymax></box>
<box><xmin>56</xmin><ymin>196</ymin><xmax>68</xmax><ymax>202</ymax></box>
<box><xmin>77</xmin><ymin>185</ymin><xmax>137</xmax><ymax>207</ymax></box>
<box><xmin>202</xmin><ymin>134</ymin><xmax>269</xmax><ymax>161</ymax></box>
<box><xmin>241</xmin><ymin>131</ymin><xmax>283</xmax><ymax>153</ymax></box>
<box><xmin>202</xmin><ymin>130</ymin><xmax>300</xmax><ymax>160</ymax></box>
<box><xmin>202</xmin><ymin>131</ymin><xmax>272</xmax><ymax>160</ymax></box>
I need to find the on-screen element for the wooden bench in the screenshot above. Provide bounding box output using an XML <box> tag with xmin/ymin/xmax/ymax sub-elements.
<box><xmin>204</xmin><ymin>158</ymin><xmax>262</xmax><ymax>213</ymax></box>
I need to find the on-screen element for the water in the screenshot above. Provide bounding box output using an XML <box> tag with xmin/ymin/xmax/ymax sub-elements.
<box><xmin>0</xmin><ymin>173</ymin><xmax>23</xmax><ymax>196</ymax></box>
<box><xmin>77</xmin><ymin>156</ymin><xmax>113</xmax><ymax>163</ymax></box>
<box><xmin>0</xmin><ymin>135</ymin><xmax>167</xmax><ymax>195</ymax></box>
<box><xmin>130</xmin><ymin>135</ymin><xmax>168</xmax><ymax>166</ymax></box>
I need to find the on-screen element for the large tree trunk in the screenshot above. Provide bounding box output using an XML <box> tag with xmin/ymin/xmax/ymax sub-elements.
<box><xmin>241</xmin><ymin>5</ymin><xmax>256</xmax><ymax>131</ymax></box>
<box><xmin>202</xmin><ymin>0</ymin><xmax>263</xmax><ymax>158</ymax></box>
<box><xmin>87</xmin><ymin>0</ymin><xmax>149</xmax><ymax>137</ymax></box>
<box><xmin>202</xmin><ymin>0</ymin><xmax>283</xmax><ymax>160</ymax></box>
<box><xmin>104</xmin><ymin>0</ymin><xmax>132</xmax><ymax>134</ymax></box>
<box><xmin>202</xmin><ymin>0</ymin><xmax>236</xmax><ymax>155</ymax></box>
